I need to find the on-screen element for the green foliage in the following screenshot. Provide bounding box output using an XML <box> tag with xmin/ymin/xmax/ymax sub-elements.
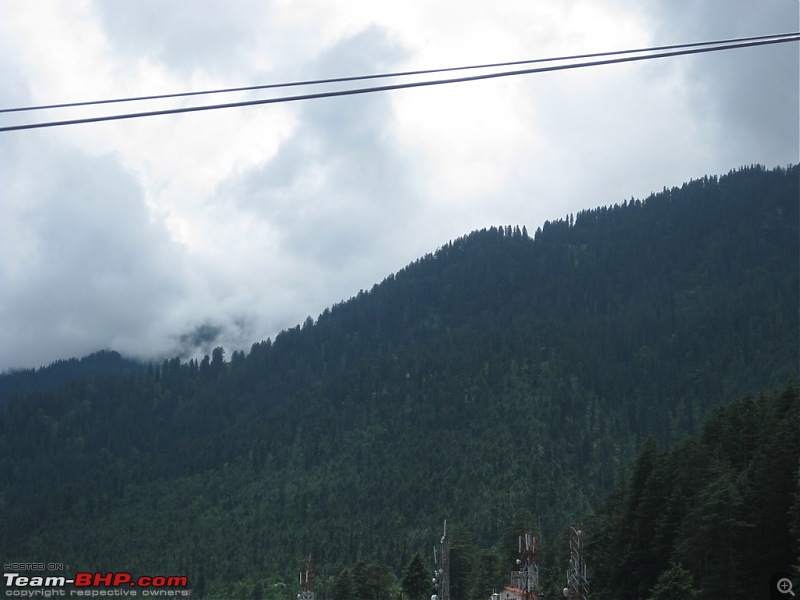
<box><xmin>472</xmin><ymin>548</ymin><xmax>505</xmax><ymax>600</ymax></box>
<box><xmin>401</xmin><ymin>552</ymin><xmax>431</xmax><ymax>600</ymax></box>
<box><xmin>448</xmin><ymin>526</ymin><xmax>478</xmax><ymax>600</ymax></box>
<box><xmin>352</xmin><ymin>560</ymin><xmax>396</xmax><ymax>600</ymax></box>
<box><xmin>647</xmin><ymin>563</ymin><xmax>701</xmax><ymax>600</ymax></box>
<box><xmin>588</xmin><ymin>383</ymin><xmax>800</xmax><ymax>599</ymax></box>
<box><xmin>333</xmin><ymin>568</ymin><xmax>354</xmax><ymax>600</ymax></box>
<box><xmin>0</xmin><ymin>165</ymin><xmax>797</xmax><ymax>597</ymax></box>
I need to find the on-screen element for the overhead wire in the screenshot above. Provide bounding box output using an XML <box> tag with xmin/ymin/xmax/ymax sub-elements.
<box><xmin>2</xmin><ymin>31</ymin><xmax>797</xmax><ymax>116</ymax></box>
<box><xmin>1</xmin><ymin>32</ymin><xmax>797</xmax><ymax>133</ymax></box>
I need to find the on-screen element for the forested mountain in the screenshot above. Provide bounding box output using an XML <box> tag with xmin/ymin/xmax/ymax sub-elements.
<box><xmin>1</xmin><ymin>164</ymin><xmax>797</xmax><ymax>598</ymax></box>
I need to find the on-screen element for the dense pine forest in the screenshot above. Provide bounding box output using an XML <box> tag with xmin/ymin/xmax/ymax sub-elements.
<box><xmin>587</xmin><ymin>383</ymin><xmax>799</xmax><ymax>600</ymax></box>
<box><xmin>1</xmin><ymin>164</ymin><xmax>797</xmax><ymax>598</ymax></box>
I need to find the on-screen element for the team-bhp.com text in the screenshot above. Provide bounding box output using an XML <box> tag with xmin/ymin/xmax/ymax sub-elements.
<box><xmin>4</xmin><ymin>572</ymin><xmax>190</xmax><ymax>597</ymax></box>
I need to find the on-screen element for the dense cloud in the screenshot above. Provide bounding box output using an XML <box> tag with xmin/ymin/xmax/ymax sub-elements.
<box><xmin>0</xmin><ymin>1</ymin><xmax>797</xmax><ymax>371</ymax></box>
<box><xmin>0</xmin><ymin>135</ymin><xmax>186</xmax><ymax>367</ymax></box>
<box><xmin>643</xmin><ymin>0</ymin><xmax>799</xmax><ymax>165</ymax></box>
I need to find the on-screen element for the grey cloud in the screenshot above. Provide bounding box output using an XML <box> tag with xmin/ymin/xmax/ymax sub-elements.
<box><xmin>91</xmin><ymin>0</ymin><xmax>273</xmax><ymax>76</ymax></box>
<box><xmin>179</xmin><ymin>322</ymin><xmax>222</xmax><ymax>348</ymax></box>
<box><xmin>645</xmin><ymin>0</ymin><xmax>799</xmax><ymax>164</ymax></box>
<box><xmin>222</xmin><ymin>26</ymin><xmax>419</xmax><ymax>271</ymax></box>
<box><xmin>0</xmin><ymin>135</ymin><xmax>186</xmax><ymax>370</ymax></box>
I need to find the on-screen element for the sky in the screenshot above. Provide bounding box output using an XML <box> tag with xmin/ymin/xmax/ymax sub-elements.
<box><xmin>0</xmin><ymin>0</ymin><xmax>798</xmax><ymax>371</ymax></box>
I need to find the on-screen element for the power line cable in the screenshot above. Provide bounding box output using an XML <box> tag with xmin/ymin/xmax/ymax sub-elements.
<box><xmin>1</xmin><ymin>31</ymin><xmax>796</xmax><ymax>116</ymax></box>
<box><xmin>1</xmin><ymin>33</ymin><xmax>797</xmax><ymax>133</ymax></box>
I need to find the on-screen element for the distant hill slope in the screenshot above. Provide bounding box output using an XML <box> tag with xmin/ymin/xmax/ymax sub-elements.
<box><xmin>1</xmin><ymin>164</ymin><xmax>797</xmax><ymax>595</ymax></box>
<box><xmin>0</xmin><ymin>350</ymin><xmax>146</xmax><ymax>405</ymax></box>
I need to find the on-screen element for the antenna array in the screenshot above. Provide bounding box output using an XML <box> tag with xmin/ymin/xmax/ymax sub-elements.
<box><xmin>511</xmin><ymin>532</ymin><xmax>540</xmax><ymax>600</ymax></box>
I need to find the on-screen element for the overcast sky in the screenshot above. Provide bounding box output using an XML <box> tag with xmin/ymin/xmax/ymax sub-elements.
<box><xmin>1</xmin><ymin>1</ymin><xmax>797</xmax><ymax>371</ymax></box>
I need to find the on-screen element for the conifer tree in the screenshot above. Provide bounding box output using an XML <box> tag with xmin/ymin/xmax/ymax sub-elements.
<box><xmin>333</xmin><ymin>568</ymin><xmax>353</xmax><ymax>600</ymax></box>
<box><xmin>647</xmin><ymin>563</ymin><xmax>701</xmax><ymax>600</ymax></box>
<box><xmin>401</xmin><ymin>551</ymin><xmax>430</xmax><ymax>600</ymax></box>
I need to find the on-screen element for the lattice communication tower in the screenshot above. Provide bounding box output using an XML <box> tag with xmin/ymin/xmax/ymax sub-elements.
<box><xmin>563</xmin><ymin>526</ymin><xmax>589</xmax><ymax>600</ymax></box>
<box><xmin>299</xmin><ymin>554</ymin><xmax>315</xmax><ymax>600</ymax></box>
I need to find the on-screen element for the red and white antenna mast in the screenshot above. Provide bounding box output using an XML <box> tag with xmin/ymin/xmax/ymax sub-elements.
<box><xmin>511</xmin><ymin>531</ymin><xmax>540</xmax><ymax>600</ymax></box>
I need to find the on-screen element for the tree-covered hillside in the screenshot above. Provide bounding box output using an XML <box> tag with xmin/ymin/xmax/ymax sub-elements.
<box><xmin>587</xmin><ymin>382</ymin><xmax>799</xmax><ymax>600</ymax></box>
<box><xmin>0</xmin><ymin>350</ymin><xmax>146</xmax><ymax>405</ymax></box>
<box><xmin>1</xmin><ymin>164</ymin><xmax>797</xmax><ymax>597</ymax></box>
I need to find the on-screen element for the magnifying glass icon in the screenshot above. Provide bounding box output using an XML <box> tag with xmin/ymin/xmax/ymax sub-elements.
<box><xmin>778</xmin><ymin>578</ymin><xmax>795</xmax><ymax>596</ymax></box>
